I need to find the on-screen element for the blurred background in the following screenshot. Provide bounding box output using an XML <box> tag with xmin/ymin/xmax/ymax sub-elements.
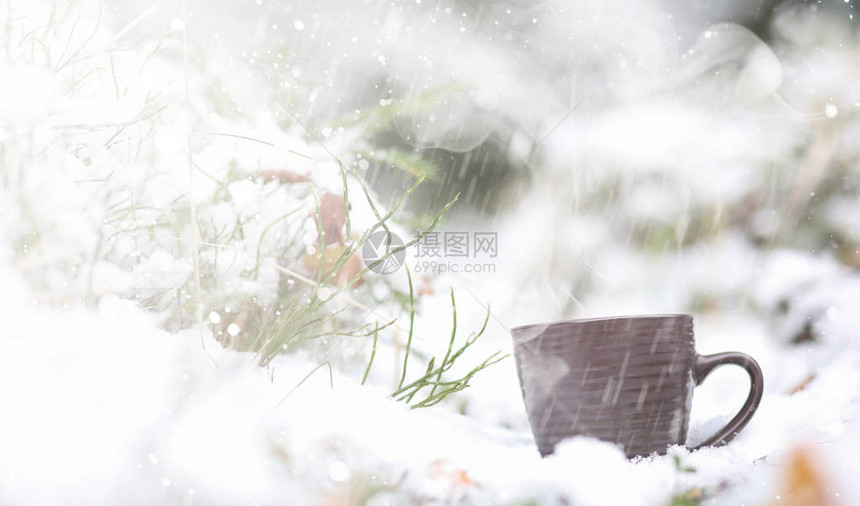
<box><xmin>93</xmin><ymin>0</ymin><xmax>860</xmax><ymax>327</ymax></box>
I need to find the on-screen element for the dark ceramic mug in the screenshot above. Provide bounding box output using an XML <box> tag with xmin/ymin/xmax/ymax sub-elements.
<box><xmin>511</xmin><ymin>314</ymin><xmax>763</xmax><ymax>457</ymax></box>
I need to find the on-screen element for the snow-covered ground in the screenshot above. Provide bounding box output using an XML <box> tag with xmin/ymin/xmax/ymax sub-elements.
<box><xmin>2</xmin><ymin>0</ymin><xmax>860</xmax><ymax>504</ymax></box>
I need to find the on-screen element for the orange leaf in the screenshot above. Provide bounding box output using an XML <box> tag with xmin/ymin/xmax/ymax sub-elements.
<box><xmin>452</xmin><ymin>469</ymin><xmax>476</xmax><ymax>488</ymax></box>
<box><xmin>774</xmin><ymin>443</ymin><xmax>833</xmax><ymax>506</ymax></box>
<box><xmin>416</xmin><ymin>275</ymin><xmax>435</xmax><ymax>296</ymax></box>
<box><xmin>303</xmin><ymin>243</ymin><xmax>363</xmax><ymax>289</ymax></box>
<box><xmin>427</xmin><ymin>459</ymin><xmax>446</xmax><ymax>478</ymax></box>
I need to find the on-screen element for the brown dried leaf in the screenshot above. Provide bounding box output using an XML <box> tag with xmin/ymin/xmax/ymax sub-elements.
<box><xmin>258</xmin><ymin>169</ymin><xmax>311</xmax><ymax>184</ymax></box>
<box><xmin>789</xmin><ymin>374</ymin><xmax>816</xmax><ymax>396</ymax></box>
<box><xmin>316</xmin><ymin>192</ymin><xmax>348</xmax><ymax>246</ymax></box>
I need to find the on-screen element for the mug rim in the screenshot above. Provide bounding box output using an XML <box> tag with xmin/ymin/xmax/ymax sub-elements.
<box><xmin>510</xmin><ymin>313</ymin><xmax>692</xmax><ymax>334</ymax></box>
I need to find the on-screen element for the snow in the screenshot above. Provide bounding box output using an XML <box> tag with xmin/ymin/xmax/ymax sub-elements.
<box><xmin>2</xmin><ymin>0</ymin><xmax>860</xmax><ymax>504</ymax></box>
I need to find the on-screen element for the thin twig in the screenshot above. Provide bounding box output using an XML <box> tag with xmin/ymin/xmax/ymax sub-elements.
<box><xmin>111</xmin><ymin>0</ymin><xmax>169</xmax><ymax>43</ymax></box>
<box><xmin>518</xmin><ymin>98</ymin><xmax>585</xmax><ymax>165</ymax></box>
<box><xmin>361</xmin><ymin>322</ymin><xmax>379</xmax><ymax>385</ymax></box>
<box><xmin>203</xmin><ymin>132</ymin><xmax>275</xmax><ymax>146</ymax></box>
<box><xmin>398</xmin><ymin>264</ymin><xmax>416</xmax><ymax>390</ymax></box>
<box><xmin>429</xmin><ymin>290</ymin><xmax>457</xmax><ymax>398</ymax></box>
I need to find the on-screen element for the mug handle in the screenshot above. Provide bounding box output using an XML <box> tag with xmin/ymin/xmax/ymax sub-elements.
<box><xmin>691</xmin><ymin>352</ymin><xmax>764</xmax><ymax>449</ymax></box>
